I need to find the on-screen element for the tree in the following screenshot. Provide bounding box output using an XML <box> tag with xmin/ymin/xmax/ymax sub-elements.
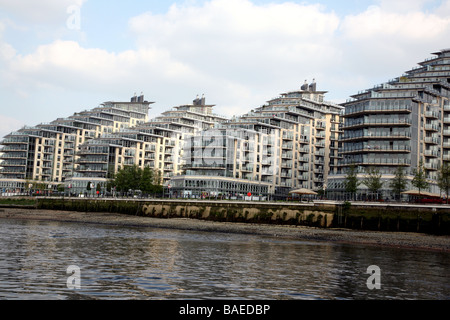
<box><xmin>412</xmin><ymin>160</ymin><xmax>429</xmax><ymax>196</ymax></box>
<box><xmin>344</xmin><ymin>164</ymin><xmax>361</xmax><ymax>201</ymax></box>
<box><xmin>86</xmin><ymin>181</ymin><xmax>92</xmax><ymax>191</ymax></box>
<box><xmin>140</xmin><ymin>166</ymin><xmax>155</xmax><ymax>194</ymax></box>
<box><xmin>113</xmin><ymin>165</ymin><xmax>142</xmax><ymax>193</ymax></box>
<box><xmin>390</xmin><ymin>166</ymin><xmax>408</xmax><ymax>201</ymax></box>
<box><xmin>111</xmin><ymin>165</ymin><xmax>163</xmax><ymax>196</ymax></box>
<box><xmin>437</xmin><ymin>162</ymin><xmax>450</xmax><ymax>203</ymax></box>
<box><xmin>362</xmin><ymin>167</ymin><xmax>383</xmax><ymax>200</ymax></box>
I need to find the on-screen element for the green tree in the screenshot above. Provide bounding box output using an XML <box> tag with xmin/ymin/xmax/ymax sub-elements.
<box><xmin>438</xmin><ymin>162</ymin><xmax>450</xmax><ymax>203</ymax></box>
<box><xmin>362</xmin><ymin>167</ymin><xmax>383</xmax><ymax>200</ymax></box>
<box><xmin>390</xmin><ymin>166</ymin><xmax>408</xmax><ymax>201</ymax></box>
<box><xmin>139</xmin><ymin>166</ymin><xmax>155</xmax><ymax>194</ymax></box>
<box><xmin>114</xmin><ymin>165</ymin><xmax>142</xmax><ymax>193</ymax></box>
<box><xmin>86</xmin><ymin>181</ymin><xmax>92</xmax><ymax>192</ymax></box>
<box><xmin>412</xmin><ymin>160</ymin><xmax>429</xmax><ymax>196</ymax></box>
<box><xmin>344</xmin><ymin>164</ymin><xmax>361</xmax><ymax>201</ymax></box>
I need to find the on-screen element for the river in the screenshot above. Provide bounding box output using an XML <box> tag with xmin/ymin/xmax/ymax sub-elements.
<box><xmin>0</xmin><ymin>217</ymin><xmax>448</xmax><ymax>300</ymax></box>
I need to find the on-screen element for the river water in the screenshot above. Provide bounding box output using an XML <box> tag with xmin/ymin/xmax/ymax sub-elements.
<box><xmin>0</xmin><ymin>218</ymin><xmax>448</xmax><ymax>300</ymax></box>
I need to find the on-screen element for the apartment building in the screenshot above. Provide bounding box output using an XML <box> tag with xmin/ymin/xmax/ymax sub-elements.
<box><xmin>0</xmin><ymin>95</ymin><xmax>152</xmax><ymax>194</ymax></box>
<box><xmin>170</xmin><ymin>81</ymin><xmax>344</xmax><ymax>199</ymax></box>
<box><xmin>66</xmin><ymin>96</ymin><xmax>228</xmax><ymax>194</ymax></box>
<box><xmin>327</xmin><ymin>49</ymin><xmax>450</xmax><ymax>199</ymax></box>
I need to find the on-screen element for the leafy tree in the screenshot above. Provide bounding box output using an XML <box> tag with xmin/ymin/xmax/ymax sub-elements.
<box><xmin>344</xmin><ymin>164</ymin><xmax>361</xmax><ymax>200</ymax></box>
<box><xmin>140</xmin><ymin>166</ymin><xmax>155</xmax><ymax>194</ymax></box>
<box><xmin>113</xmin><ymin>165</ymin><xmax>142</xmax><ymax>193</ymax></box>
<box><xmin>362</xmin><ymin>167</ymin><xmax>383</xmax><ymax>200</ymax></box>
<box><xmin>412</xmin><ymin>160</ymin><xmax>429</xmax><ymax>196</ymax></box>
<box><xmin>438</xmin><ymin>162</ymin><xmax>450</xmax><ymax>203</ymax></box>
<box><xmin>390</xmin><ymin>166</ymin><xmax>408</xmax><ymax>201</ymax></box>
<box><xmin>110</xmin><ymin>165</ymin><xmax>163</xmax><ymax>196</ymax></box>
<box><xmin>86</xmin><ymin>181</ymin><xmax>92</xmax><ymax>192</ymax></box>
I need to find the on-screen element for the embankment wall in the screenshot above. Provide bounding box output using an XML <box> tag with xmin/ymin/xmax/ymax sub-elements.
<box><xmin>32</xmin><ymin>198</ymin><xmax>450</xmax><ymax>235</ymax></box>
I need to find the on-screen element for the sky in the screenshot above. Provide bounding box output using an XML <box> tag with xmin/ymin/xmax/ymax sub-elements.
<box><xmin>1</xmin><ymin>0</ymin><xmax>450</xmax><ymax>138</ymax></box>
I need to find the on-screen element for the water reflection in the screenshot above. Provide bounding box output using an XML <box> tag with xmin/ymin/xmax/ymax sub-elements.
<box><xmin>0</xmin><ymin>218</ymin><xmax>448</xmax><ymax>300</ymax></box>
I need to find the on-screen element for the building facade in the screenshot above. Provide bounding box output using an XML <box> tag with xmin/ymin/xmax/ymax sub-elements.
<box><xmin>327</xmin><ymin>49</ymin><xmax>450</xmax><ymax>200</ymax></box>
<box><xmin>0</xmin><ymin>95</ymin><xmax>151</xmax><ymax>194</ymax></box>
<box><xmin>170</xmin><ymin>81</ymin><xmax>344</xmax><ymax>199</ymax></box>
<box><xmin>65</xmin><ymin>96</ymin><xmax>228</xmax><ymax>195</ymax></box>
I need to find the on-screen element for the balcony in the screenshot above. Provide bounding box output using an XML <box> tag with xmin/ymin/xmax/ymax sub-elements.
<box><xmin>424</xmin><ymin>162</ymin><xmax>439</xmax><ymax>171</ymax></box>
<box><xmin>298</xmin><ymin>174</ymin><xmax>309</xmax><ymax>181</ymax></box>
<box><xmin>0</xmin><ymin>161</ymin><xmax>26</xmax><ymax>167</ymax></box>
<box><xmin>341</xmin><ymin>132</ymin><xmax>412</xmax><ymax>142</ymax></box>
<box><xmin>299</xmin><ymin>138</ymin><xmax>309</xmax><ymax>144</ymax></box>
<box><xmin>341</xmin><ymin>146</ymin><xmax>412</xmax><ymax>154</ymax></box>
<box><xmin>338</xmin><ymin>158</ymin><xmax>411</xmax><ymax>167</ymax></box>
<box><xmin>0</xmin><ymin>153</ymin><xmax>27</xmax><ymax>160</ymax></box>
<box><xmin>344</xmin><ymin>105</ymin><xmax>412</xmax><ymax>117</ymax></box>
<box><xmin>425</xmin><ymin>111</ymin><xmax>440</xmax><ymax>119</ymax></box>
<box><xmin>424</xmin><ymin>150</ymin><xmax>439</xmax><ymax>158</ymax></box>
<box><xmin>424</xmin><ymin>137</ymin><xmax>439</xmax><ymax>145</ymax></box>
<box><xmin>281</xmin><ymin>152</ymin><xmax>293</xmax><ymax>159</ymax></box>
<box><xmin>316</xmin><ymin>123</ymin><xmax>326</xmax><ymax>131</ymax></box>
<box><xmin>281</xmin><ymin>171</ymin><xmax>292</xmax><ymax>178</ymax></box>
<box><xmin>424</xmin><ymin>124</ymin><xmax>439</xmax><ymax>132</ymax></box>
<box><xmin>342</xmin><ymin>119</ymin><xmax>412</xmax><ymax>130</ymax></box>
<box><xmin>282</xmin><ymin>133</ymin><xmax>294</xmax><ymax>141</ymax></box>
<box><xmin>281</xmin><ymin>162</ymin><xmax>292</xmax><ymax>168</ymax></box>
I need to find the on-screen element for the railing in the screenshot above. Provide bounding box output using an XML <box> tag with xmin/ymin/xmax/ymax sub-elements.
<box><xmin>342</xmin><ymin>132</ymin><xmax>412</xmax><ymax>140</ymax></box>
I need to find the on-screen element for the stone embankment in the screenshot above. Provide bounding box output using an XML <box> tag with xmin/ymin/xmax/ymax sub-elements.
<box><xmin>28</xmin><ymin>197</ymin><xmax>450</xmax><ymax>235</ymax></box>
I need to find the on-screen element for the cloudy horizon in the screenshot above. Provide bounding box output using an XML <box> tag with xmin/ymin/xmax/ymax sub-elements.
<box><xmin>1</xmin><ymin>0</ymin><xmax>450</xmax><ymax>138</ymax></box>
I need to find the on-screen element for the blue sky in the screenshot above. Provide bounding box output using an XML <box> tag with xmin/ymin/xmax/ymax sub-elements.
<box><xmin>0</xmin><ymin>0</ymin><xmax>449</xmax><ymax>138</ymax></box>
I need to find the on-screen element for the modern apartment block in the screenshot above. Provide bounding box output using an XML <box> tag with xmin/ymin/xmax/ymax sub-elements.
<box><xmin>65</xmin><ymin>96</ymin><xmax>228</xmax><ymax>194</ymax></box>
<box><xmin>0</xmin><ymin>95</ymin><xmax>151</xmax><ymax>194</ymax></box>
<box><xmin>327</xmin><ymin>49</ymin><xmax>450</xmax><ymax>199</ymax></box>
<box><xmin>170</xmin><ymin>81</ymin><xmax>344</xmax><ymax>199</ymax></box>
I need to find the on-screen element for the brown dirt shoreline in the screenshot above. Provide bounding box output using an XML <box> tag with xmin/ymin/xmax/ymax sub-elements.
<box><xmin>1</xmin><ymin>207</ymin><xmax>449</xmax><ymax>252</ymax></box>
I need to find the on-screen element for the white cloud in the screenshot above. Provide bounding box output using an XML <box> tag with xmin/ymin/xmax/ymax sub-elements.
<box><xmin>1</xmin><ymin>0</ymin><xmax>450</xmax><ymax>132</ymax></box>
<box><xmin>337</xmin><ymin>2</ymin><xmax>450</xmax><ymax>86</ymax></box>
<box><xmin>0</xmin><ymin>0</ymin><xmax>344</xmax><ymax>120</ymax></box>
<box><xmin>0</xmin><ymin>0</ymin><xmax>87</xmax><ymax>24</ymax></box>
<box><xmin>376</xmin><ymin>0</ymin><xmax>436</xmax><ymax>12</ymax></box>
<box><xmin>341</xmin><ymin>6</ymin><xmax>450</xmax><ymax>40</ymax></box>
<box><xmin>0</xmin><ymin>115</ymin><xmax>25</xmax><ymax>140</ymax></box>
<box><xmin>129</xmin><ymin>0</ymin><xmax>342</xmax><ymax>111</ymax></box>
<box><xmin>435</xmin><ymin>0</ymin><xmax>450</xmax><ymax>17</ymax></box>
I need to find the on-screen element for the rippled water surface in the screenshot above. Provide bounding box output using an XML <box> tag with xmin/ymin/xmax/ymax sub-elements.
<box><xmin>0</xmin><ymin>218</ymin><xmax>448</xmax><ymax>300</ymax></box>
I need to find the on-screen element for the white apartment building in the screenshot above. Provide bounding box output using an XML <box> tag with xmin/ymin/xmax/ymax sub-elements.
<box><xmin>0</xmin><ymin>95</ymin><xmax>151</xmax><ymax>194</ymax></box>
<box><xmin>170</xmin><ymin>81</ymin><xmax>344</xmax><ymax>199</ymax></box>
<box><xmin>65</xmin><ymin>96</ymin><xmax>228</xmax><ymax>194</ymax></box>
